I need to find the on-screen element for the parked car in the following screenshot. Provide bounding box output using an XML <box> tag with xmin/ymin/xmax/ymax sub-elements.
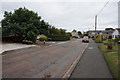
<box><xmin>48</xmin><ymin>38</ymin><xmax>52</xmax><ymax>41</ymax></box>
<box><xmin>73</xmin><ymin>36</ymin><xmax>80</xmax><ymax>38</ymax></box>
<box><xmin>82</xmin><ymin>36</ymin><xmax>89</xmax><ymax>42</ymax></box>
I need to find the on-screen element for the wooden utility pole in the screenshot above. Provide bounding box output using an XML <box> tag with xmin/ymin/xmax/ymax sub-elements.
<box><xmin>95</xmin><ymin>15</ymin><xmax>97</xmax><ymax>40</ymax></box>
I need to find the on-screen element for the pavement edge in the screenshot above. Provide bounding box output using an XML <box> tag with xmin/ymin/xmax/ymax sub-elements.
<box><xmin>62</xmin><ymin>43</ymin><xmax>89</xmax><ymax>78</ymax></box>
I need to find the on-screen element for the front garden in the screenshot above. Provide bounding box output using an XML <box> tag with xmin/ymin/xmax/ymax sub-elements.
<box><xmin>97</xmin><ymin>36</ymin><xmax>120</xmax><ymax>79</ymax></box>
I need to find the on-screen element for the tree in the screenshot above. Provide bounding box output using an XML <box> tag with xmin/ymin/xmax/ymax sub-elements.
<box><xmin>39</xmin><ymin>20</ymin><xmax>49</xmax><ymax>36</ymax></box>
<box><xmin>60</xmin><ymin>28</ymin><xmax>66</xmax><ymax>35</ymax></box>
<box><xmin>66</xmin><ymin>32</ymin><xmax>72</xmax><ymax>36</ymax></box>
<box><xmin>50</xmin><ymin>26</ymin><xmax>56</xmax><ymax>35</ymax></box>
<box><xmin>105</xmin><ymin>28</ymin><xmax>114</xmax><ymax>30</ymax></box>
<box><xmin>78</xmin><ymin>31</ymin><xmax>82</xmax><ymax>35</ymax></box>
<box><xmin>2</xmin><ymin>7</ymin><xmax>40</xmax><ymax>43</ymax></box>
<box><xmin>55</xmin><ymin>28</ymin><xmax>61</xmax><ymax>35</ymax></box>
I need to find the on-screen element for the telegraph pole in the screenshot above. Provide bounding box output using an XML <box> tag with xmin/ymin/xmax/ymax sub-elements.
<box><xmin>94</xmin><ymin>0</ymin><xmax>110</xmax><ymax>40</ymax></box>
<box><xmin>95</xmin><ymin>15</ymin><xmax>97</xmax><ymax>40</ymax></box>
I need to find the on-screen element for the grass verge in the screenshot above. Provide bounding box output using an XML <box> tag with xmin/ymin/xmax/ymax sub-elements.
<box><xmin>99</xmin><ymin>44</ymin><xmax>119</xmax><ymax>79</ymax></box>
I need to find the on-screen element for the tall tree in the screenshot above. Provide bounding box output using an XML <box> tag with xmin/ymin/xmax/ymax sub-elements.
<box><xmin>105</xmin><ymin>28</ymin><xmax>114</xmax><ymax>30</ymax></box>
<box><xmin>2</xmin><ymin>7</ymin><xmax>41</xmax><ymax>43</ymax></box>
<box><xmin>39</xmin><ymin>20</ymin><xmax>49</xmax><ymax>36</ymax></box>
<box><xmin>78</xmin><ymin>31</ymin><xmax>82</xmax><ymax>35</ymax></box>
<box><xmin>60</xmin><ymin>28</ymin><xmax>66</xmax><ymax>35</ymax></box>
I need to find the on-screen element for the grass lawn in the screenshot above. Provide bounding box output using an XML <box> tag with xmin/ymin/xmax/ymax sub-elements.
<box><xmin>99</xmin><ymin>44</ymin><xmax>119</xmax><ymax>79</ymax></box>
<box><xmin>99</xmin><ymin>44</ymin><xmax>119</xmax><ymax>52</ymax></box>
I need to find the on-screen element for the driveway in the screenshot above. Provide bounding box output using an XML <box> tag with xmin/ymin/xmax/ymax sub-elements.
<box><xmin>2</xmin><ymin>39</ymin><xmax>88</xmax><ymax>78</ymax></box>
<box><xmin>1</xmin><ymin>43</ymin><xmax>36</xmax><ymax>54</ymax></box>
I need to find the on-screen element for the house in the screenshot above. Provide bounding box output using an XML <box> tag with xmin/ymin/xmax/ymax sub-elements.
<box><xmin>87</xmin><ymin>29</ymin><xmax>115</xmax><ymax>38</ymax></box>
<box><xmin>88</xmin><ymin>30</ymin><xmax>104</xmax><ymax>38</ymax></box>
<box><xmin>71</xmin><ymin>29</ymin><xmax>78</xmax><ymax>37</ymax></box>
<box><xmin>112</xmin><ymin>28</ymin><xmax>120</xmax><ymax>39</ymax></box>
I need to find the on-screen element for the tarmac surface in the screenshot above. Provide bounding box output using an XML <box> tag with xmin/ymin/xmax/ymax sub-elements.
<box><xmin>70</xmin><ymin>39</ymin><xmax>113</xmax><ymax>78</ymax></box>
<box><xmin>2</xmin><ymin>39</ymin><xmax>88</xmax><ymax>78</ymax></box>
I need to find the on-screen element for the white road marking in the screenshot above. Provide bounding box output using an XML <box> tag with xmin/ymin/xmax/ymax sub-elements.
<box><xmin>88</xmin><ymin>47</ymin><xmax>93</xmax><ymax>49</ymax></box>
<box><xmin>49</xmin><ymin>41</ymin><xmax>68</xmax><ymax>46</ymax></box>
<box><xmin>57</xmin><ymin>42</ymin><xmax>68</xmax><ymax>45</ymax></box>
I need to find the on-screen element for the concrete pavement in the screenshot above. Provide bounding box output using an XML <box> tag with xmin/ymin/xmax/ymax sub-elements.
<box><xmin>2</xmin><ymin>39</ymin><xmax>88</xmax><ymax>78</ymax></box>
<box><xmin>70</xmin><ymin>39</ymin><xmax>113</xmax><ymax>78</ymax></box>
<box><xmin>1</xmin><ymin>43</ymin><xmax>36</xmax><ymax>54</ymax></box>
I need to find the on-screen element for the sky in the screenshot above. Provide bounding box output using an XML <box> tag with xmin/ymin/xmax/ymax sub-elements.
<box><xmin>0</xmin><ymin>0</ymin><xmax>119</xmax><ymax>32</ymax></box>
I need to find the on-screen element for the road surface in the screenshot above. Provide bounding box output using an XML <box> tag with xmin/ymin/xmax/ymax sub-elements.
<box><xmin>2</xmin><ymin>39</ymin><xmax>88</xmax><ymax>78</ymax></box>
<box><xmin>70</xmin><ymin>39</ymin><xmax>113</xmax><ymax>78</ymax></box>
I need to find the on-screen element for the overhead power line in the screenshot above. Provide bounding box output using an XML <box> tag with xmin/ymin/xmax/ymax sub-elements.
<box><xmin>94</xmin><ymin>0</ymin><xmax>111</xmax><ymax>40</ymax></box>
<box><xmin>97</xmin><ymin>0</ymin><xmax>111</xmax><ymax>15</ymax></box>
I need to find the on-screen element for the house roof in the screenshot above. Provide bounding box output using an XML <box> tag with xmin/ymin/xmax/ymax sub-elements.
<box><xmin>87</xmin><ymin>29</ymin><xmax>115</xmax><ymax>34</ymax></box>
<box><xmin>72</xmin><ymin>29</ymin><xmax>77</xmax><ymax>32</ymax></box>
<box><xmin>113</xmin><ymin>28</ymin><xmax>120</xmax><ymax>34</ymax></box>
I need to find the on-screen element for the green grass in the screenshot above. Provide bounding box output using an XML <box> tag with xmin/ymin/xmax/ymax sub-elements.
<box><xmin>99</xmin><ymin>44</ymin><xmax>119</xmax><ymax>79</ymax></box>
<box><xmin>95</xmin><ymin>40</ymin><xmax>103</xmax><ymax>43</ymax></box>
<box><xmin>99</xmin><ymin>44</ymin><xmax>119</xmax><ymax>52</ymax></box>
<box><xmin>104</xmin><ymin>52</ymin><xmax>118</xmax><ymax>79</ymax></box>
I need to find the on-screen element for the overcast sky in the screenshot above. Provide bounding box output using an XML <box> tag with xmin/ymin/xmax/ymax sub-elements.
<box><xmin>0</xmin><ymin>0</ymin><xmax>119</xmax><ymax>32</ymax></box>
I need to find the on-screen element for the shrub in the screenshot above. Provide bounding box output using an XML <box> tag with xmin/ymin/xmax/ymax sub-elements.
<box><xmin>103</xmin><ymin>41</ymin><xmax>109</xmax><ymax>45</ymax></box>
<box><xmin>83</xmin><ymin>34</ymin><xmax>88</xmax><ymax>36</ymax></box>
<box><xmin>107</xmin><ymin>43</ymin><xmax>113</xmax><ymax>50</ymax></box>
<box><xmin>66</xmin><ymin>32</ymin><xmax>72</xmax><ymax>37</ymax></box>
<box><xmin>80</xmin><ymin>35</ymin><xmax>83</xmax><ymax>38</ymax></box>
<box><xmin>39</xmin><ymin>36</ymin><xmax>48</xmax><ymax>41</ymax></box>
<box><xmin>92</xmin><ymin>36</ymin><xmax>94</xmax><ymax>38</ymax></box>
<box><xmin>107</xmin><ymin>39</ymin><xmax>113</xmax><ymax>50</ymax></box>
<box><xmin>88</xmin><ymin>36</ymin><xmax>90</xmax><ymax>38</ymax></box>
<box><xmin>95</xmin><ymin>34</ymin><xmax>103</xmax><ymax>43</ymax></box>
<box><xmin>113</xmin><ymin>38</ymin><xmax>119</xmax><ymax>45</ymax></box>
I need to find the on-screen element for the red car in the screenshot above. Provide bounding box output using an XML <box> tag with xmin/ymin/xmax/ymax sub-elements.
<box><xmin>82</xmin><ymin>36</ymin><xmax>89</xmax><ymax>42</ymax></box>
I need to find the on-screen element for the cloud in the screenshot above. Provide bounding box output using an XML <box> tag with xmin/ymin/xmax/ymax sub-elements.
<box><xmin>0</xmin><ymin>1</ymin><xmax>118</xmax><ymax>32</ymax></box>
<box><xmin>1</xmin><ymin>0</ymin><xmax>119</xmax><ymax>2</ymax></box>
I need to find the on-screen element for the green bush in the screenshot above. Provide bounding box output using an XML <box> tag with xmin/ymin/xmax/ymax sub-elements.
<box><xmin>80</xmin><ymin>35</ymin><xmax>83</xmax><ymax>38</ymax></box>
<box><xmin>103</xmin><ymin>41</ymin><xmax>109</xmax><ymax>45</ymax></box>
<box><xmin>88</xmin><ymin>36</ymin><xmax>90</xmax><ymax>38</ymax></box>
<box><xmin>95</xmin><ymin>34</ymin><xmax>103</xmax><ymax>43</ymax></box>
<box><xmin>83</xmin><ymin>34</ymin><xmax>88</xmax><ymax>36</ymax></box>
<box><xmin>107</xmin><ymin>39</ymin><xmax>114</xmax><ymax>50</ymax></box>
<box><xmin>108</xmin><ymin>39</ymin><xmax>114</xmax><ymax>44</ymax></box>
<box><xmin>113</xmin><ymin>38</ymin><xmax>119</xmax><ymax>45</ymax></box>
<box><xmin>39</xmin><ymin>36</ymin><xmax>48</xmax><ymax>41</ymax></box>
<box><xmin>107</xmin><ymin>43</ymin><xmax>113</xmax><ymax>50</ymax></box>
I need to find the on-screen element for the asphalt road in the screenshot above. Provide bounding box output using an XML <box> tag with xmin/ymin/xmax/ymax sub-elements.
<box><xmin>2</xmin><ymin>39</ymin><xmax>88</xmax><ymax>78</ymax></box>
<box><xmin>70</xmin><ymin>39</ymin><xmax>113</xmax><ymax>78</ymax></box>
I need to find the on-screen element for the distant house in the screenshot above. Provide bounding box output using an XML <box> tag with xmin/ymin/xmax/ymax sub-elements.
<box><xmin>112</xmin><ymin>28</ymin><xmax>120</xmax><ymax>39</ymax></box>
<box><xmin>88</xmin><ymin>29</ymin><xmax>115</xmax><ymax>38</ymax></box>
<box><xmin>88</xmin><ymin>30</ymin><xmax>104</xmax><ymax>38</ymax></box>
<box><xmin>71</xmin><ymin>29</ymin><xmax>78</xmax><ymax>37</ymax></box>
